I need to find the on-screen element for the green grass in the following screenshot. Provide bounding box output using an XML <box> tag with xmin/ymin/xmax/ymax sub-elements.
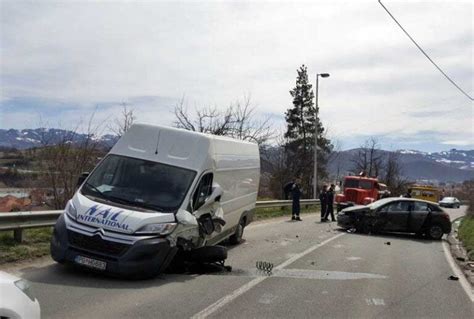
<box><xmin>0</xmin><ymin>228</ymin><xmax>53</xmax><ymax>265</ymax></box>
<box><xmin>458</xmin><ymin>216</ymin><xmax>474</xmax><ymax>260</ymax></box>
<box><xmin>255</xmin><ymin>204</ymin><xmax>321</xmax><ymax>220</ymax></box>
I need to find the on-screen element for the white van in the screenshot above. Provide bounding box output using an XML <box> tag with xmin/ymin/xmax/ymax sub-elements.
<box><xmin>51</xmin><ymin>124</ymin><xmax>260</xmax><ymax>277</ymax></box>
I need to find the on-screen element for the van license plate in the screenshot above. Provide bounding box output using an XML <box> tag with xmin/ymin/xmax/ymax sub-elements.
<box><xmin>74</xmin><ymin>255</ymin><xmax>106</xmax><ymax>270</ymax></box>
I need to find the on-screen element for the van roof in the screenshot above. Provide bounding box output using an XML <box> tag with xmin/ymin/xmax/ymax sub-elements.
<box><xmin>109</xmin><ymin>123</ymin><xmax>259</xmax><ymax>171</ymax></box>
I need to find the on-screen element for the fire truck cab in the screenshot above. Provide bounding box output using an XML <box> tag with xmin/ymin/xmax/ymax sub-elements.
<box><xmin>335</xmin><ymin>176</ymin><xmax>383</xmax><ymax>212</ymax></box>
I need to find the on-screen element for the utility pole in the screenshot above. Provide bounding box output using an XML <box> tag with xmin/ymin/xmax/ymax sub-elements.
<box><xmin>313</xmin><ymin>73</ymin><xmax>330</xmax><ymax>199</ymax></box>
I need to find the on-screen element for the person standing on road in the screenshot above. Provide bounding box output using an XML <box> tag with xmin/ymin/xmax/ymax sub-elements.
<box><xmin>291</xmin><ymin>179</ymin><xmax>302</xmax><ymax>221</ymax></box>
<box><xmin>319</xmin><ymin>185</ymin><xmax>328</xmax><ymax>222</ymax></box>
<box><xmin>323</xmin><ymin>184</ymin><xmax>336</xmax><ymax>222</ymax></box>
<box><xmin>283</xmin><ymin>180</ymin><xmax>295</xmax><ymax>200</ymax></box>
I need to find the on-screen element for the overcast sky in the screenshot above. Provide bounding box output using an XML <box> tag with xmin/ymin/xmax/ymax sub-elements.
<box><xmin>0</xmin><ymin>0</ymin><xmax>472</xmax><ymax>151</ymax></box>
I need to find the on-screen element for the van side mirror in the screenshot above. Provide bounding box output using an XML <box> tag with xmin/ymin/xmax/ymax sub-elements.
<box><xmin>76</xmin><ymin>172</ymin><xmax>89</xmax><ymax>188</ymax></box>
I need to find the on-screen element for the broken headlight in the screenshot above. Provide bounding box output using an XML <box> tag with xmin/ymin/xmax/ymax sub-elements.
<box><xmin>135</xmin><ymin>223</ymin><xmax>177</xmax><ymax>235</ymax></box>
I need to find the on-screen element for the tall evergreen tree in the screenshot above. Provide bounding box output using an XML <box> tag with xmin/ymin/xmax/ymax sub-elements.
<box><xmin>284</xmin><ymin>65</ymin><xmax>332</xmax><ymax>197</ymax></box>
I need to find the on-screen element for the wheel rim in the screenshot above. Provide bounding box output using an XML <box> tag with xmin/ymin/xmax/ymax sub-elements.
<box><xmin>430</xmin><ymin>226</ymin><xmax>443</xmax><ymax>239</ymax></box>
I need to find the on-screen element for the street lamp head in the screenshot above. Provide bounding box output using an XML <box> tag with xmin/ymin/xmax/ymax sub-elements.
<box><xmin>319</xmin><ymin>73</ymin><xmax>330</xmax><ymax>78</ymax></box>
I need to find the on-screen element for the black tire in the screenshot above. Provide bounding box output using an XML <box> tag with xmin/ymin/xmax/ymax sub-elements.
<box><xmin>186</xmin><ymin>245</ymin><xmax>227</xmax><ymax>264</ymax></box>
<box><xmin>427</xmin><ymin>224</ymin><xmax>444</xmax><ymax>240</ymax></box>
<box><xmin>356</xmin><ymin>218</ymin><xmax>372</xmax><ymax>234</ymax></box>
<box><xmin>229</xmin><ymin>218</ymin><xmax>245</xmax><ymax>245</ymax></box>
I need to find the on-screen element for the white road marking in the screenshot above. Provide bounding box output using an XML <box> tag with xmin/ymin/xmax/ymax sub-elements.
<box><xmin>442</xmin><ymin>241</ymin><xmax>474</xmax><ymax>302</ymax></box>
<box><xmin>366</xmin><ymin>298</ymin><xmax>385</xmax><ymax>306</ymax></box>
<box><xmin>191</xmin><ymin>232</ymin><xmax>345</xmax><ymax>319</ymax></box>
<box><xmin>274</xmin><ymin>269</ymin><xmax>386</xmax><ymax>280</ymax></box>
<box><xmin>346</xmin><ymin>256</ymin><xmax>362</xmax><ymax>261</ymax></box>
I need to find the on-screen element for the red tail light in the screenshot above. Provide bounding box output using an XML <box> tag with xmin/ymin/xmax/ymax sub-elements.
<box><xmin>441</xmin><ymin>213</ymin><xmax>450</xmax><ymax>221</ymax></box>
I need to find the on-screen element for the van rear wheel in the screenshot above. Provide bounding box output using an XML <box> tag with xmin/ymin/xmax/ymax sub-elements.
<box><xmin>229</xmin><ymin>219</ymin><xmax>245</xmax><ymax>245</ymax></box>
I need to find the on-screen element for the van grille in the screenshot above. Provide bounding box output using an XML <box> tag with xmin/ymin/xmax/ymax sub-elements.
<box><xmin>68</xmin><ymin>231</ymin><xmax>130</xmax><ymax>257</ymax></box>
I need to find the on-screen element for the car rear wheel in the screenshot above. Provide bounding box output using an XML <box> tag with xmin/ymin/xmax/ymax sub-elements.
<box><xmin>427</xmin><ymin>224</ymin><xmax>444</xmax><ymax>240</ymax></box>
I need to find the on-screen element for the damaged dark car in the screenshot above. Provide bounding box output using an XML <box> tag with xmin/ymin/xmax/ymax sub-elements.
<box><xmin>337</xmin><ymin>198</ymin><xmax>451</xmax><ymax>240</ymax></box>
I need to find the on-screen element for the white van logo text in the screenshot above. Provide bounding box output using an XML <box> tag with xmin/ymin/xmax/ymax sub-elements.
<box><xmin>77</xmin><ymin>205</ymin><xmax>129</xmax><ymax>231</ymax></box>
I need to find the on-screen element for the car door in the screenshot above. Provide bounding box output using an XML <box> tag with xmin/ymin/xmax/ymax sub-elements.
<box><xmin>408</xmin><ymin>201</ymin><xmax>430</xmax><ymax>232</ymax></box>
<box><xmin>382</xmin><ymin>200</ymin><xmax>411</xmax><ymax>232</ymax></box>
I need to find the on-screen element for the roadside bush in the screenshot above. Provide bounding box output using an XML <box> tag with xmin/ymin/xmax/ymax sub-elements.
<box><xmin>459</xmin><ymin>216</ymin><xmax>474</xmax><ymax>260</ymax></box>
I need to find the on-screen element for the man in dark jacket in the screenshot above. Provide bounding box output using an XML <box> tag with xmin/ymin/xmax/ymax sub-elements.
<box><xmin>283</xmin><ymin>181</ymin><xmax>295</xmax><ymax>200</ymax></box>
<box><xmin>319</xmin><ymin>185</ymin><xmax>328</xmax><ymax>222</ymax></box>
<box><xmin>291</xmin><ymin>179</ymin><xmax>302</xmax><ymax>221</ymax></box>
<box><xmin>323</xmin><ymin>184</ymin><xmax>336</xmax><ymax>222</ymax></box>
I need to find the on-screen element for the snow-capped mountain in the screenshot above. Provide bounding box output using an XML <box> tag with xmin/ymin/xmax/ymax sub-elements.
<box><xmin>328</xmin><ymin>148</ymin><xmax>474</xmax><ymax>183</ymax></box>
<box><xmin>0</xmin><ymin>128</ymin><xmax>119</xmax><ymax>149</ymax></box>
<box><xmin>399</xmin><ymin>149</ymin><xmax>474</xmax><ymax>171</ymax></box>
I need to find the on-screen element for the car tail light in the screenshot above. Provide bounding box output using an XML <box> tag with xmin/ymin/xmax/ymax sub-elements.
<box><xmin>441</xmin><ymin>213</ymin><xmax>450</xmax><ymax>221</ymax></box>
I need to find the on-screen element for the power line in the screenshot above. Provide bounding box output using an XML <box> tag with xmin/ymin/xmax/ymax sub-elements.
<box><xmin>378</xmin><ymin>0</ymin><xmax>473</xmax><ymax>101</ymax></box>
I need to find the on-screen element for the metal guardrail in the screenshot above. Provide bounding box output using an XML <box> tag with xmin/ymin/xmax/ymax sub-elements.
<box><xmin>0</xmin><ymin>199</ymin><xmax>321</xmax><ymax>242</ymax></box>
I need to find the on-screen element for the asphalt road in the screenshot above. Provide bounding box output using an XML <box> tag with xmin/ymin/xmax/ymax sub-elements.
<box><xmin>4</xmin><ymin>206</ymin><xmax>473</xmax><ymax>319</ymax></box>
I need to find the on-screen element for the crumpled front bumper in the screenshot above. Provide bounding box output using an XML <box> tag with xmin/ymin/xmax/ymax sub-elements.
<box><xmin>50</xmin><ymin>214</ymin><xmax>178</xmax><ymax>277</ymax></box>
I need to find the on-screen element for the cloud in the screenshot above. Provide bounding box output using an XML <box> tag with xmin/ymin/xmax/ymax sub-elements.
<box><xmin>0</xmin><ymin>0</ymin><xmax>472</xmax><ymax>151</ymax></box>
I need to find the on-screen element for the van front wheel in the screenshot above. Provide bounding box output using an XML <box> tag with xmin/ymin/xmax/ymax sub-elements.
<box><xmin>229</xmin><ymin>219</ymin><xmax>245</xmax><ymax>245</ymax></box>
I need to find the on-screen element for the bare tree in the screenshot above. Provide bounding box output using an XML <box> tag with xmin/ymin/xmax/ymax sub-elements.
<box><xmin>174</xmin><ymin>96</ymin><xmax>273</xmax><ymax>145</ymax></box>
<box><xmin>110</xmin><ymin>103</ymin><xmax>136</xmax><ymax>137</ymax></box>
<box><xmin>326</xmin><ymin>137</ymin><xmax>344</xmax><ymax>182</ymax></box>
<box><xmin>381</xmin><ymin>151</ymin><xmax>409</xmax><ymax>196</ymax></box>
<box><xmin>351</xmin><ymin>138</ymin><xmax>384</xmax><ymax>177</ymax></box>
<box><xmin>37</xmin><ymin>113</ymin><xmax>105</xmax><ymax>209</ymax></box>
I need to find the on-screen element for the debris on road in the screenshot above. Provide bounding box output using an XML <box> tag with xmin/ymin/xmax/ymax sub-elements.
<box><xmin>347</xmin><ymin>228</ymin><xmax>356</xmax><ymax>233</ymax></box>
<box><xmin>448</xmin><ymin>275</ymin><xmax>459</xmax><ymax>281</ymax></box>
<box><xmin>256</xmin><ymin>261</ymin><xmax>274</xmax><ymax>275</ymax></box>
<box><xmin>384</xmin><ymin>242</ymin><xmax>391</xmax><ymax>245</ymax></box>
<box><xmin>456</xmin><ymin>257</ymin><xmax>465</xmax><ymax>262</ymax></box>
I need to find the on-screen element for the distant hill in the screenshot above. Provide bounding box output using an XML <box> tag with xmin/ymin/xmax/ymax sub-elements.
<box><xmin>1</xmin><ymin>128</ymin><xmax>473</xmax><ymax>183</ymax></box>
<box><xmin>328</xmin><ymin>148</ymin><xmax>474</xmax><ymax>183</ymax></box>
<box><xmin>0</xmin><ymin>128</ymin><xmax>119</xmax><ymax>149</ymax></box>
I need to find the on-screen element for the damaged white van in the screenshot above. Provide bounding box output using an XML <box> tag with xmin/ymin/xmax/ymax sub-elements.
<box><xmin>50</xmin><ymin>124</ymin><xmax>260</xmax><ymax>277</ymax></box>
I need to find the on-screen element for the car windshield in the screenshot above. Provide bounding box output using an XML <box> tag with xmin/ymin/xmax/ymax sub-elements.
<box><xmin>81</xmin><ymin>154</ymin><xmax>196</xmax><ymax>213</ymax></box>
<box><xmin>344</xmin><ymin>179</ymin><xmax>372</xmax><ymax>190</ymax></box>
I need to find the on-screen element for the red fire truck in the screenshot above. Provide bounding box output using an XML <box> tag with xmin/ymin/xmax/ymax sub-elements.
<box><xmin>335</xmin><ymin>176</ymin><xmax>387</xmax><ymax>211</ymax></box>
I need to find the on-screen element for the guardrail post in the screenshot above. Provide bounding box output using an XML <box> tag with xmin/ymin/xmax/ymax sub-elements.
<box><xmin>13</xmin><ymin>229</ymin><xmax>23</xmax><ymax>243</ymax></box>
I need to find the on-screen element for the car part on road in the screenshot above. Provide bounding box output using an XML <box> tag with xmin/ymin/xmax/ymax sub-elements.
<box><xmin>448</xmin><ymin>275</ymin><xmax>459</xmax><ymax>281</ymax></box>
<box><xmin>384</xmin><ymin>242</ymin><xmax>391</xmax><ymax>245</ymax></box>
<box><xmin>256</xmin><ymin>261</ymin><xmax>274</xmax><ymax>275</ymax></box>
<box><xmin>185</xmin><ymin>245</ymin><xmax>228</xmax><ymax>264</ymax></box>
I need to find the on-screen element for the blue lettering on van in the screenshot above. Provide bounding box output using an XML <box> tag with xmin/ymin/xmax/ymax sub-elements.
<box><xmin>78</xmin><ymin>205</ymin><xmax>129</xmax><ymax>231</ymax></box>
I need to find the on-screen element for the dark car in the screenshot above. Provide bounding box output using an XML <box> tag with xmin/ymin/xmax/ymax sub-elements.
<box><xmin>337</xmin><ymin>197</ymin><xmax>451</xmax><ymax>240</ymax></box>
<box><xmin>438</xmin><ymin>197</ymin><xmax>461</xmax><ymax>208</ymax></box>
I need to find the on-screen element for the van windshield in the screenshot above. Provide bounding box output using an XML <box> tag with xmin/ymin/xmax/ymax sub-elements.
<box><xmin>81</xmin><ymin>154</ymin><xmax>196</xmax><ymax>213</ymax></box>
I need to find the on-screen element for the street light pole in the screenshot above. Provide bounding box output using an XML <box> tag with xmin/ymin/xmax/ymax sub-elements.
<box><xmin>313</xmin><ymin>73</ymin><xmax>330</xmax><ymax>199</ymax></box>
